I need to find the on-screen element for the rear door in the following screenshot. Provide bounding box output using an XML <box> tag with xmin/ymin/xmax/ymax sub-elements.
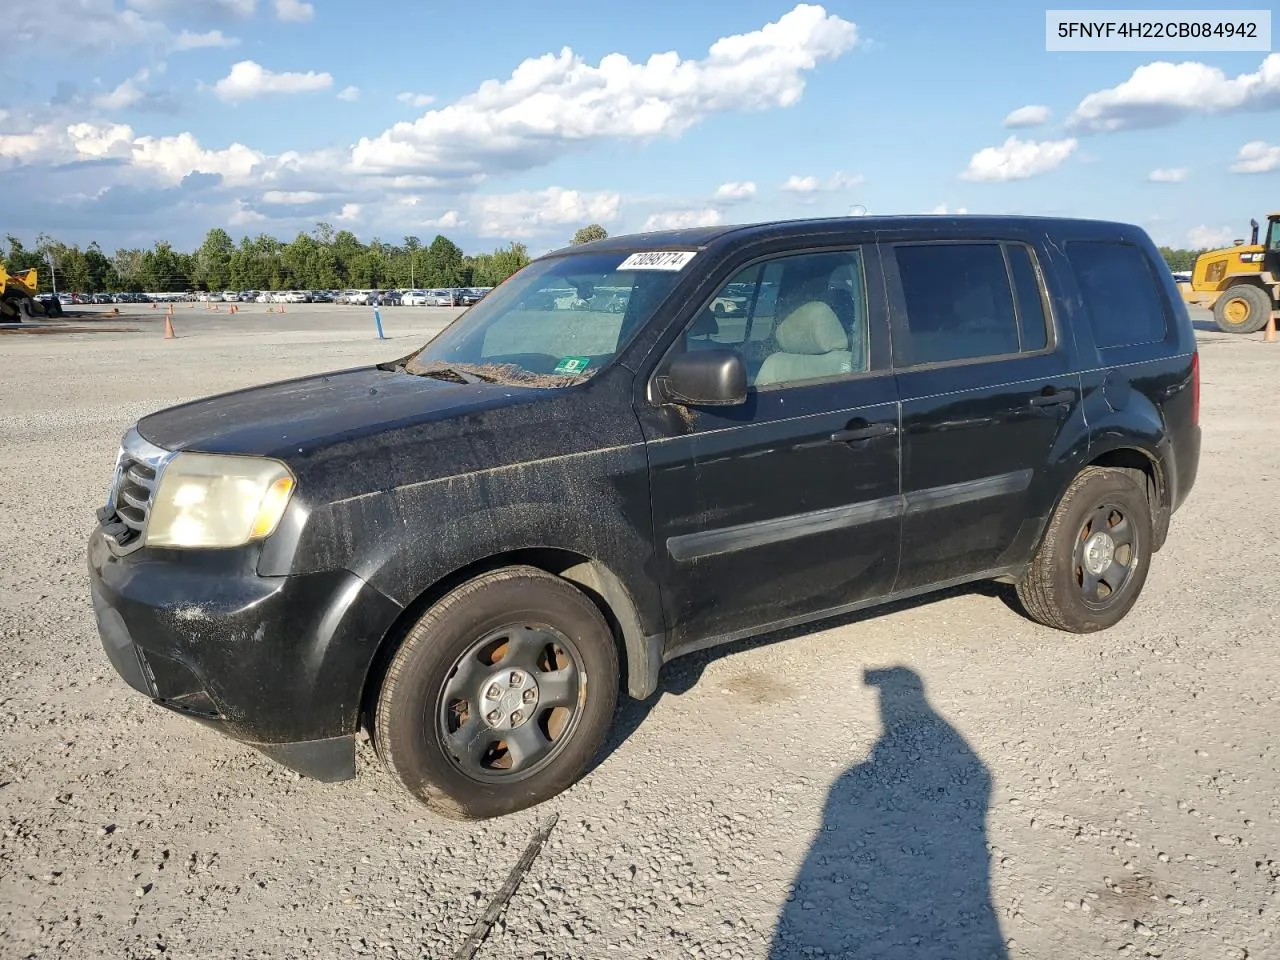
<box><xmin>882</xmin><ymin>235</ymin><xmax>1083</xmax><ymax>593</ymax></box>
<box><xmin>638</xmin><ymin>244</ymin><xmax>902</xmax><ymax>652</ymax></box>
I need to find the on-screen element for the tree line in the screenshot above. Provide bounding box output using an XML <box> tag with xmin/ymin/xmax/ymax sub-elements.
<box><xmin>1</xmin><ymin>223</ymin><xmax>536</xmax><ymax>294</ymax></box>
<box><xmin>3</xmin><ymin>222</ymin><xmax>1209</xmax><ymax>293</ymax></box>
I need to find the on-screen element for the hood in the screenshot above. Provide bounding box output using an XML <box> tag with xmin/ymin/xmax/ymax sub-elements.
<box><xmin>136</xmin><ymin>365</ymin><xmax>543</xmax><ymax>457</ymax></box>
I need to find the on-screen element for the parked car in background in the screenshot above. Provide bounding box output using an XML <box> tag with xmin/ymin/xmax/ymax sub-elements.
<box><xmin>311</xmin><ymin>290</ymin><xmax>333</xmax><ymax>303</ymax></box>
<box><xmin>284</xmin><ymin>291</ymin><xmax>309</xmax><ymax>303</ymax></box>
<box><xmin>373</xmin><ymin>290</ymin><xmax>401</xmax><ymax>306</ymax></box>
<box><xmin>255</xmin><ymin>292</ymin><xmax>271</xmax><ymax>303</ymax></box>
<box><xmin>401</xmin><ymin>290</ymin><xmax>430</xmax><ymax>306</ymax></box>
<box><xmin>270</xmin><ymin>291</ymin><xmax>289</xmax><ymax>303</ymax></box>
<box><xmin>348</xmin><ymin>290</ymin><xmax>371</xmax><ymax>305</ymax></box>
<box><xmin>425</xmin><ymin>288</ymin><xmax>458</xmax><ymax>306</ymax></box>
<box><xmin>223</xmin><ymin>291</ymin><xmax>241</xmax><ymax>303</ymax></box>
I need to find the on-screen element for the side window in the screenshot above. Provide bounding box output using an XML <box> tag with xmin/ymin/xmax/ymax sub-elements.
<box><xmin>893</xmin><ymin>243</ymin><xmax>1021</xmax><ymax>366</ymax></box>
<box><xmin>681</xmin><ymin>249</ymin><xmax>870</xmax><ymax>389</ymax></box>
<box><xmin>1065</xmin><ymin>241</ymin><xmax>1169</xmax><ymax>349</ymax></box>
<box><xmin>1267</xmin><ymin>220</ymin><xmax>1280</xmax><ymax>252</ymax></box>
<box><xmin>1006</xmin><ymin>244</ymin><xmax>1050</xmax><ymax>352</ymax></box>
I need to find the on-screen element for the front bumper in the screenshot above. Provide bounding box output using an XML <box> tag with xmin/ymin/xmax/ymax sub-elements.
<box><xmin>87</xmin><ymin>527</ymin><xmax>402</xmax><ymax>781</ymax></box>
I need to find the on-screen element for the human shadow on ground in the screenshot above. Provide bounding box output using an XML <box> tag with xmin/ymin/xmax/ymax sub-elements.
<box><xmin>767</xmin><ymin>666</ymin><xmax>1007</xmax><ymax>960</ymax></box>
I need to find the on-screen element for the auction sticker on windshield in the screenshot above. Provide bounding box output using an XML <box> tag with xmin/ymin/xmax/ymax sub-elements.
<box><xmin>553</xmin><ymin>356</ymin><xmax>591</xmax><ymax>375</ymax></box>
<box><xmin>617</xmin><ymin>251</ymin><xmax>697</xmax><ymax>271</ymax></box>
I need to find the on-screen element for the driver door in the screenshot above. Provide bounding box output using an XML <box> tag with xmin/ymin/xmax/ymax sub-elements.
<box><xmin>636</xmin><ymin>244</ymin><xmax>903</xmax><ymax>654</ymax></box>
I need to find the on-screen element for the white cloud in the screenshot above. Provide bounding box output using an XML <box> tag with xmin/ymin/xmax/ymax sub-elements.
<box><xmin>780</xmin><ymin>170</ymin><xmax>861</xmax><ymax>192</ymax></box>
<box><xmin>1068</xmin><ymin>54</ymin><xmax>1280</xmax><ymax>133</ymax></box>
<box><xmin>926</xmin><ymin>204</ymin><xmax>968</xmax><ymax>214</ymax></box>
<box><xmin>642</xmin><ymin>208</ymin><xmax>724</xmax><ymax>231</ymax></box>
<box><xmin>127</xmin><ymin>0</ymin><xmax>255</xmax><ymax>18</ymax></box>
<box><xmin>228</xmin><ymin>201</ymin><xmax>266</xmax><ymax>226</ymax></box>
<box><xmin>396</xmin><ymin>92</ymin><xmax>436</xmax><ymax>108</ymax></box>
<box><xmin>337</xmin><ymin>86</ymin><xmax>360</xmax><ymax>102</ymax></box>
<box><xmin>94</xmin><ymin>70</ymin><xmax>150</xmax><ymax>111</ymax></box>
<box><xmin>1187</xmin><ymin>225</ymin><xmax>1235</xmax><ymax>249</ymax></box>
<box><xmin>1230</xmin><ymin>140</ymin><xmax>1280</xmax><ymax>174</ymax></box>
<box><xmin>212</xmin><ymin>60</ymin><xmax>333</xmax><ymax>102</ymax></box>
<box><xmin>351</xmin><ymin>4</ymin><xmax>858</xmax><ymax>178</ymax></box>
<box><xmin>960</xmin><ymin>136</ymin><xmax>1077</xmax><ymax>181</ymax></box>
<box><xmin>67</xmin><ymin>122</ymin><xmax>135</xmax><ymax>159</ymax></box>
<box><xmin>424</xmin><ymin>210</ymin><xmax>463</xmax><ymax>229</ymax></box>
<box><xmin>336</xmin><ymin>203</ymin><xmax>361</xmax><ymax>221</ymax></box>
<box><xmin>131</xmin><ymin>132</ymin><xmax>264</xmax><ymax>185</ymax></box>
<box><xmin>1147</xmin><ymin>167</ymin><xmax>1187</xmax><ymax>183</ymax></box>
<box><xmin>6</xmin><ymin>0</ymin><xmax>169</xmax><ymax>48</ymax></box>
<box><xmin>262</xmin><ymin>190</ymin><xmax>323</xmax><ymax>204</ymax></box>
<box><xmin>472</xmin><ymin>187</ymin><xmax>622</xmax><ymax>238</ymax></box>
<box><xmin>174</xmin><ymin>29</ymin><xmax>239</xmax><ymax>50</ymax></box>
<box><xmin>274</xmin><ymin>0</ymin><xmax>314</xmax><ymax>22</ymax></box>
<box><xmin>712</xmin><ymin>181</ymin><xmax>756</xmax><ymax>203</ymax></box>
<box><xmin>781</xmin><ymin>174</ymin><xmax>820</xmax><ymax>193</ymax></box>
<box><xmin>1003</xmin><ymin>104</ymin><xmax>1051</xmax><ymax>128</ymax></box>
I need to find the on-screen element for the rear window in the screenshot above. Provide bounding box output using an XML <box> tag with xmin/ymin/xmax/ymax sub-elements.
<box><xmin>1066</xmin><ymin>241</ymin><xmax>1169</xmax><ymax>349</ymax></box>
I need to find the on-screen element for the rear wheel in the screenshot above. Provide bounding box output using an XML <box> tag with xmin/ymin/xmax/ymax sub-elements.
<box><xmin>1015</xmin><ymin>467</ymin><xmax>1152</xmax><ymax>633</ymax></box>
<box><xmin>374</xmin><ymin>566</ymin><xmax>619</xmax><ymax>820</ymax></box>
<box><xmin>1213</xmin><ymin>284</ymin><xmax>1272</xmax><ymax>334</ymax></box>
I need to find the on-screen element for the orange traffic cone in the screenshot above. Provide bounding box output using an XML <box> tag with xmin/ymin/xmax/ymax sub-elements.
<box><xmin>164</xmin><ymin>314</ymin><xmax>175</xmax><ymax>339</ymax></box>
<box><xmin>1265</xmin><ymin>314</ymin><xmax>1277</xmax><ymax>343</ymax></box>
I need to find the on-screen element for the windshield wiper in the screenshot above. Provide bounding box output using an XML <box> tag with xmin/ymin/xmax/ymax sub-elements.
<box><xmin>406</xmin><ymin>363</ymin><xmax>500</xmax><ymax>385</ymax></box>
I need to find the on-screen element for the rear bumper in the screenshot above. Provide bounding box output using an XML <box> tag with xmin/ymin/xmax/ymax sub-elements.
<box><xmin>87</xmin><ymin>527</ymin><xmax>402</xmax><ymax>781</ymax></box>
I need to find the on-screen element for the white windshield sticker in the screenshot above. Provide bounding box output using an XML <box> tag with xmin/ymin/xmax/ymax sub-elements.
<box><xmin>617</xmin><ymin>251</ymin><xmax>698</xmax><ymax>271</ymax></box>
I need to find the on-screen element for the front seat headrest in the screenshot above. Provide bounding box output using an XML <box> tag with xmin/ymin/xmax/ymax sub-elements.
<box><xmin>773</xmin><ymin>301</ymin><xmax>849</xmax><ymax>354</ymax></box>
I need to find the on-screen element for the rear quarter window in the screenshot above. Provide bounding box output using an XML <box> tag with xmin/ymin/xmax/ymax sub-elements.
<box><xmin>1065</xmin><ymin>241</ymin><xmax>1170</xmax><ymax>350</ymax></box>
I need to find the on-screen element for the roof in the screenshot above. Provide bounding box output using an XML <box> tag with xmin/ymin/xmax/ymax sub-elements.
<box><xmin>543</xmin><ymin>215</ymin><xmax>1148</xmax><ymax>258</ymax></box>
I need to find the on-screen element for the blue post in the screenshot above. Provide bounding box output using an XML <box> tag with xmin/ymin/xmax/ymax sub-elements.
<box><xmin>374</xmin><ymin>306</ymin><xmax>385</xmax><ymax>339</ymax></box>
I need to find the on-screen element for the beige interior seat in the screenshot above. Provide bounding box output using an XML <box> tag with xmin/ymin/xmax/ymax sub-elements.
<box><xmin>755</xmin><ymin>301</ymin><xmax>854</xmax><ymax>387</ymax></box>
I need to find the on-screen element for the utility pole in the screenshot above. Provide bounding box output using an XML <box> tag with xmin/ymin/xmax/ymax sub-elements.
<box><xmin>46</xmin><ymin>250</ymin><xmax>58</xmax><ymax>296</ymax></box>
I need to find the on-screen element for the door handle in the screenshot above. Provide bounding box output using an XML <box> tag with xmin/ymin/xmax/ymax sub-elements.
<box><xmin>1029</xmin><ymin>388</ymin><xmax>1077</xmax><ymax>408</ymax></box>
<box><xmin>830</xmin><ymin>422</ymin><xmax>897</xmax><ymax>443</ymax></box>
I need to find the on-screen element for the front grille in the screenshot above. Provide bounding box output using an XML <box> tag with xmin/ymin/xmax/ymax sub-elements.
<box><xmin>115</xmin><ymin>459</ymin><xmax>157</xmax><ymax>533</ymax></box>
<box><xmin>103</xmin><ymin>429</ymin><xmax>173</xmax><ymax>554</ymax></box>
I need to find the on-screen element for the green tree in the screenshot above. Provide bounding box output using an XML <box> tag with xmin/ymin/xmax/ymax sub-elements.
<box><xmin>85</xmin><ymin>242</ymin><xmax>117</xmax><ymax>292</ymax></box>
<box><xmin>571</xmin><ymin>224</ymin><xmax>608</xmax><ymax>245</ymax></box>
<box><xmin>112</xmin><ymin>249</ymin><xmax>145</xmax><ymax>291</ymax></box>
<box><xmin>194</xmin><ymin>227</ymin><xmax>235</xmax><ymax>289</ymax></box>
<box><xmin>423</xmin><ymin>234</ymin><xmax>465</xmax><ymax>287</ymax></box>
<box><xmin>1158</xmin><ymin>246</ymin><xmax>1208</xmax><ymax>272</ymax></box>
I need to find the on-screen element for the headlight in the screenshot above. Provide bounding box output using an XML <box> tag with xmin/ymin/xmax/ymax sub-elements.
<box><xmin>145</xmin><ymin>453</ymin><xmax>296</xmax><ymax>549</ymax></box>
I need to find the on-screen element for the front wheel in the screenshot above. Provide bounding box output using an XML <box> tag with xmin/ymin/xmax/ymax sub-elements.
<box><xmin>1015</xmin><ymin>467</ymin><xmax>1153</xmax><ymax>633</ymax></box>
<box><xmin>1213</xmin><ymin>284</ymin><xmax>1272</xmax><ymax>335</ymax></box>
<box><xmin>374</xmin><ymin>566</ymin><xmax>619</xmax><ymax>820</ymax></box>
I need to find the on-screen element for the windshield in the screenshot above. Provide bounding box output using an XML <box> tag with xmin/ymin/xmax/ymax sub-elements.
<box><xmin>399</xmin><ymin>250</ymin><xmax>691</xmax><ymax>385</ymax></box>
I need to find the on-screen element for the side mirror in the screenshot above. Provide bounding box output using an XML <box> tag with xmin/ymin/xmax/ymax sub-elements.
<box><xmin>659</xmin><ymin>348</ymin><xmax>747</xmax><ymax>406</ymax></box>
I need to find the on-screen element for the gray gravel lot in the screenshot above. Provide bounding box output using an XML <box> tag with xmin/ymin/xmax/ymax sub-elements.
<box><xmin>1</xmin><ymin>305</ymin><xmax>1278</xmax><ymax>960</ymax></box>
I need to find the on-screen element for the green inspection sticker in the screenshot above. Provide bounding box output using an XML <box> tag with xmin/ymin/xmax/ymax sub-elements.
<box><xmin>553</xmin><ymin>356</ymin><xmax>591</xmax><ymax>375</ymax></box>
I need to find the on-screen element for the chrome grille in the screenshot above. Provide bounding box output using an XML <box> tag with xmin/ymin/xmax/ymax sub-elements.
<box><xmin>103</xmin><ymin>428</ymin><xmax>173</xmax><ymax>554</ymax></box>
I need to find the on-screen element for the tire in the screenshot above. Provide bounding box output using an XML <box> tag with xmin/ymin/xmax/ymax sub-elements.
<box><xmin>1015</xmin><ymin>467</ymin><xmax>1153</xmax><ymax>633</ymax></box>
<box><xmin>1213</xmin><ymin>284</ymin><xmax>1272</xmax><ymax>334</ymax></box>
<box><xmin>374</xmin><ymin>565</ymin><xmax>619</xmax><ymax>820</ymax></box>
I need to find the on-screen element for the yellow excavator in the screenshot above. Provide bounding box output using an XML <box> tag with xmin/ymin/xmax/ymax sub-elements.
<box><xmin>0</xmin><ymin>264</ymin><xmax>61</xmax><ymax>322</ymax></box>
<box><xmin>1180</xmin><ymin>213</ymin><xmax>1280</xmax><ymax>334</ymax></box>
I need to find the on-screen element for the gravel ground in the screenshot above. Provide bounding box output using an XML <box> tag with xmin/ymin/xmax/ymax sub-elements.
<box><xmin>1</xmin><ymin>306</ymin><xmax>1278</xmax><ymax>960</ymax></box>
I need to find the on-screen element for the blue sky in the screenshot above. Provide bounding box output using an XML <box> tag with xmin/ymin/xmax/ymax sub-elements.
<box><xmin>1</xmin><ymin>0</ymin><xmax>1277</xmax><ymax>255</ymax></box>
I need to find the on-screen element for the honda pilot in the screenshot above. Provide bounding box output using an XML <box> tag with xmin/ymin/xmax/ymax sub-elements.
<box><xmin>88</xmin><ymin>216</ymin><xmax>1201</xmax><ymax>819</ymax></box>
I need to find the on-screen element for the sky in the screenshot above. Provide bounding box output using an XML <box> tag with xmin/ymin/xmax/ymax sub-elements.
<box><xmin>0</xmin><ymin>0</ymin><xmax>1277</xmax><ymax>256</ymax></box>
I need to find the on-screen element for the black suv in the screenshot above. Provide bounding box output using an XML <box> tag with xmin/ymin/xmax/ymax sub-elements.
<box><xmin>88</xmin><ymin>217</ymin><xmax>1200</xmax><ymax>819</ymax></box>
